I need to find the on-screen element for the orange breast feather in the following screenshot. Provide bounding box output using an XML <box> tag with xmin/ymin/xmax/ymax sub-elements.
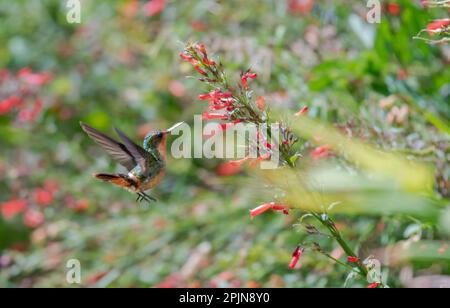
<box><xmin>141</xmin><ymin>170</ymin><xmax>166</xmax><ymax>191</ymax></box>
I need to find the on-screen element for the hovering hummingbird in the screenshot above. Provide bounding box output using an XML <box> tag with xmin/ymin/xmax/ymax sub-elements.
<box><xmin>80</xmin><ymin>121</ymin><xmax>184</xmax><ymax>203</ymax></box>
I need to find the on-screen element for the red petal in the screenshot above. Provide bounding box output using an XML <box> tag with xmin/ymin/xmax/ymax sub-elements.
<box><xmin>289</xmin><ymin>246</ymin><xmax>303</xmax><ymax>269</ymax></box>
<box><xmin>202</xmin><ymin>112</ymin><xmax>228</xmax><ymax>120</ymax></box>
<box><xmin>427</xmin><ymin>19</ymin><xmax>450</xmax><ymax>36</ymax></box>
<box><xmin>310</xmin><ymin>145</ymin><xmax>333</xmax><ymax>159</ymax></box>
<box><xmin>347</xmin><ymin>256</ymin><xmax>361</xmax><ymax>263</ymax></box>
<box><xmin>194</xmin><ymin>66</ymin><xmax>208</xmax><ymax>76</ymax></box>
<box><xmin>249</xmin><ymin>203</ymin><xmax>273</xmax><ymax>219</ymax></box>
<box><xmin>295</xmin><ymin>106</ymin><xmax>309</xmax><ymax>116</ymax></box>
<box><xmin>367</xmin><ymin>282</ymin><xmax>380</xmax><ymax>289</ymax></box>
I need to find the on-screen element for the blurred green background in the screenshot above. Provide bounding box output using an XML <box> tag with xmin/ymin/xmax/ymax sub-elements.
<box><xmin>0</xmin><ymin>0</ymin><xmax>449</xmax><ymax>287</ymax></box>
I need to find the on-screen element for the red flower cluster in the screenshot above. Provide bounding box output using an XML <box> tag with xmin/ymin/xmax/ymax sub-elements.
<box><xmin>180</xmin><ymin>43</ymin><xmax>216</xmax><ymax>77</ymax></box>
<box><xmin>1</xmin><ymin>199</ymin><xmax>44</xmax><ymax>228</ymax></box>
<box><xmin>180</xmin><ymin>43</ymin><xmax>278</xmax><ymax>165</ymax></box>
<box><xmin>0</xmin><ymin>67</ymin><xmax>52</xmax><ymax>123</ymax></box>
<box><xmin>199</xmin><ymin>89</ymin><xmax>234</xmax><ymax>114</ymax></box>
<box><xmin>0</xmin><ymin>180</ymin><xmax>60</xmax><ymax>228</ymax></box>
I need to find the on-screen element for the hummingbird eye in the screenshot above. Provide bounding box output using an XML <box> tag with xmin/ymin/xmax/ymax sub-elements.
<box><xmin>157</xmin><ymin>132</ymin><xmax>163</xmax><ymax>139</ymax></box>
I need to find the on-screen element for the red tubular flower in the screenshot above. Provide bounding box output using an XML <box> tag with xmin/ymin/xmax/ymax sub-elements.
<box><xmin>1</xmin><ymin>199</ymin><xmax>27</xmax><ymax>220</ymax></box>
<box><xmin>289</xmin><ymin>246</ymin><xmax>303</xmax><ymax>269</ymax></box>
<box><xmin>241</xmin><ymin>70</ymin><xmax>257</xmax><ymax>89</ymax></box>
<box><xmin>198</xmin><ymin>93</ymin><xmax>211</xmax><ymax>100</ymax></box>
<box><xmin>179</xmin><ymin>53</ymin><xmax>198</xmax><ymax>65</ymax></box>
<box><xmin>202</xmin><ymin>112</ymin><xmax>228</xmax><ymax>120</ymax></box>
<box><xmin>195</xmin><ymin>43</ymin><xmax>207</xmax><ymax>56</ymax></box>
<box><xmin>271</xmin><ymin>205</ymin><xmax>286</xmax><ymax>211</ymax></box>
<box><xmin>271</xmin><ymin>204</ymin><xmax>289</xmax><ymax>215</ymax></box>
<box><xmin>310</xmin><ymin>145</ymin><xmax>333</xmax><ymax>159</ymax></box>
<box><xmin>199</xmin><ymin>89</ymin><xmax>232</xmax><ymax>103</ymax></box>
<box><xmin>347</xmin><ymin>256</ymin><xmax>361</xmax><ymax>263</ymax></box>
<box><xmin>295</xmin><ymin>106</ymin><xmax>309</xmax><ymax>116</ymax></box>
<box><xmin>427</xmin><ymin>19</ymin><xmax>450</xmax><ymax>36</ymax></box>
<box><xmin>249</xmin><ymin>203</ymin><xmax>273</xmax><ymax>219</ymax></box>
<box><xmin>202</xmin><ymin>57</ymin><xmax>216</xmax><ymax>66</ymax></box>
<box><xmin>241</xmin><ymin>76</ymin><xmax>249</xmax><ymax>89</ymax></box>
<box><xmin>215</xmin><ymin>91</ymin><xmax>232</xmax><ymax>99</ymax></box>
<box><xmin>209</xmin><ymin>101</ymin><xmax>233</xmax><ymax>110</ymax></box>
<box><xmin>194</xmin><ymin>66</ymin><xmax>208</xmax><ymax>76</ymax></box>
<box><xmin>246</xmin><ymin>72</ymin><xmax>257</xmax><ymax>79</ymax></box>
<box><xmin>250</xmin><ymin>202</ymin><xmax>288</xmax><ymax>219</ymax></box>
<box><xmin>367</xmin><ymin>282</ymin><xmax>380</xmax><ymax>289</ymax></box>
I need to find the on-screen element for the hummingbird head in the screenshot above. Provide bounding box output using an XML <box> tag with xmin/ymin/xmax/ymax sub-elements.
<box><xmin>143</xmin><ymin>130</ymin><xmax>167</xmax><ymax>151</ymax></box>
<box><xmin>142</xmin><ymin>122</ymin><xmax>184</xmax><ymax>152</ymax></box>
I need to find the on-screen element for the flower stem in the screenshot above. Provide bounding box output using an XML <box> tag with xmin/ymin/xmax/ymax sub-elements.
<box><xmin>322</xmin><ymin>253</ymin><xmax>357</xmax><ymax>272</ymax></box>
<box><xmin>311</xmin><ymin>213</ymin><xmax>368</xmax><ymax>277</ymax></box>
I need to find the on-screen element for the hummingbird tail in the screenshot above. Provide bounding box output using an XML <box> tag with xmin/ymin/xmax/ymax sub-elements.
<box><xmin>94</xmin><ymin>173</ymin><xmax>136</xmax><ymax>190</ymax></box>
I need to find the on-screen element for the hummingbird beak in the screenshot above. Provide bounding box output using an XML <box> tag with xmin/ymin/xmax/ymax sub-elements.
<box><xmin>164</xmin><ymin>122</ymin><xmax>184</xmax><ymax>134</ymax></box>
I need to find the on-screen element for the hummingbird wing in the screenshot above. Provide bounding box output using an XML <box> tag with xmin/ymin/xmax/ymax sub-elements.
<box><xmin>80</xmin><ymin>122</ymin><xmax>137</xmax><ymax>171</ymax></box>
<box><xmin>114</xmin><ymin>127</ymin><xmax>154</xmax><ymax>175</ymax></box>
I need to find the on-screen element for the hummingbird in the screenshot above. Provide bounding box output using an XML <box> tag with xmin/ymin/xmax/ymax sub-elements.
<box><xmin>80</xmin><ymin>121</ymin><xmax>184</xmax><ymax>203</ymax></box>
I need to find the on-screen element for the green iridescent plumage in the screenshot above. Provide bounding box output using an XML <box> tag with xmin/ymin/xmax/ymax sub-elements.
<box><xmin>80</xmin><ymin>121</ymin><xmax>183</xmax><ymax>203</ymax></box>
